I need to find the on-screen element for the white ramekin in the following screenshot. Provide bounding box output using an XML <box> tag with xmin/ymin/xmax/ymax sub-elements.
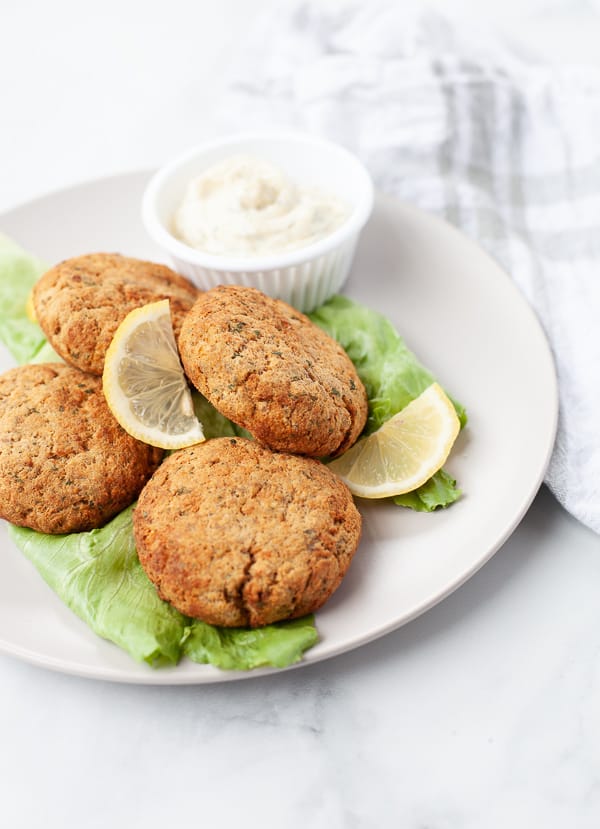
<box><xmin>141</xmin><ymin>132</ymin><xmax>374</xmax><ymax>312</ymax></box>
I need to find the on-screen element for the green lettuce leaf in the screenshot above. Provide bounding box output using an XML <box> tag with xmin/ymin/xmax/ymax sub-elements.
<box><xmin>309</xmin><ymin>295</ymin><xmax>467</xmax><ymax>431</ymax></box>
<box><xmin>0</xmin><ymin>235</ymin><xmax>50</xmax><ymax>364</ymax></box>
<box><xmin>8</xmin><ymin>506</ymin><xmax>187</xmax><ymax>667</ymax></box>
<box><xmin>309</xmin><ymin>295</ymin><xmax>466</xmax><ymax>511</ymax></box>
<box><xmin>392</xmin><ymin>468</ymin><xmax>461</xmax><ymax>511</ymax></box>
<box><xmin>184</xmin><ymin>616</ymin><xmax>319</xmax><ymax>670</ymax></box>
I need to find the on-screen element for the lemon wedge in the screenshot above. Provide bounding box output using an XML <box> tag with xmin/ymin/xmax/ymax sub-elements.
<box><xmin>102</xmin><ymin>299</ymin><xmax>205</xmax><ymax>449</ymax></box>
<box><xmin>327</xmin><ymin>383</ymin><xmax>460</xmax><ymax>498</ymax></box>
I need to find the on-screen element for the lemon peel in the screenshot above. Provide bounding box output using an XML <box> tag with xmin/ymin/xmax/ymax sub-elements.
<box><xmin>102</xmin><ymin>299</ymin><xmax>204</xmax><ymax>450</ymax></box>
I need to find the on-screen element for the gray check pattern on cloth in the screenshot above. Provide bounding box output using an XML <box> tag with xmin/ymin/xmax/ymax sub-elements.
<box><xmin>215</xmin><ymin>0</ymin><xmax>600</xmax><ymax>533</ymax></box>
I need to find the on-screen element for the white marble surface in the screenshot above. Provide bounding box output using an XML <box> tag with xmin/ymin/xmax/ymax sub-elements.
<box><xmin>2</xmin><ymin>1</ymin><xmax>600</xmax><ymax>827</ymax></box>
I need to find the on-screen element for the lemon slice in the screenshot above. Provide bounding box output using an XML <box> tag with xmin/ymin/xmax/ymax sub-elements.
<box><xmin>327</xmin><ymin>383</ymin><xmax>460</xmax><ymax>498</ymax></box>
<box><xmin>103</xmin><ymin>299</ymin><xmax>205</xmax><ymax>449</ymax></box>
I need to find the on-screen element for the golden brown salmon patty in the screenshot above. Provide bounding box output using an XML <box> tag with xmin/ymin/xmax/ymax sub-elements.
<box><xmin>0</xmin><ymin>363</ymin><xmax>163</xmax><ymax>534</ymax></box>
<box><xmin>133</xmin><ymin>437</ymin><xmax>362</xmax><ymax>627</ymax></box>
<box><xmin>33</xmin><ymin>253</ymin><xmax>199</xmax><ymax>375</ymax></box>
<box><xmin>178</xmin><ymin>285</ymin><xmax>368</xmax><ymax>458</ymax></box>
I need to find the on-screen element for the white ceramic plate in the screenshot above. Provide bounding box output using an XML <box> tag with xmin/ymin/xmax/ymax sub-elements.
<box><xmin>0</xmin><ymin>172</ymin><xmax>558</xmax><ymax>684</ymax></box>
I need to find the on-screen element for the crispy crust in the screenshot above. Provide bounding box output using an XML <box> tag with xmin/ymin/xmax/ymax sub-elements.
<box><xmin>133</xmin><ymin>438</ymin><xmax>362</xmax><ymax>627</ymax></box>
<box><xmin>33</xmin><ymin>253</ymin><xmax>199</xmax><ymax>375</ymax></box>
<box><xmin>179</xmin><ymin>286</ymin><xmax>368</xmax><ymax>458</ymax></box>
<box><xmin>0</xmin><ymin>363</ymin><xmax>163</xmax><ymax>533</ymax></box>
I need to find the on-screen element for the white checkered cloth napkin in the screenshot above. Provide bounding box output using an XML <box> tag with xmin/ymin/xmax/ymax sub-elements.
<box><xmin>214</xmin><ymin>0</ymin><xmax>600</xmax><ymax>534</ymax></box>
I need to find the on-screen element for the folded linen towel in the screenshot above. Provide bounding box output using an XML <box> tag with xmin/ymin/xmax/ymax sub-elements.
<box><xmin>214</xmin><ymin>0</ymin><xmax>600</xmax><ymax>534</ymax></box>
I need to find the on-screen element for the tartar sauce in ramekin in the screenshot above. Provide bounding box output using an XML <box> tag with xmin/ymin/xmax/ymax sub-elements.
<box><xmin>172</xmin><ymin>155</ymin><xmax>349</xmax><ymax>257</ymax></box>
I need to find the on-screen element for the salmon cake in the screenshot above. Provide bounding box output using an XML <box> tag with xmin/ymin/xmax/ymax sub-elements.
<box><xmin>133</xmin><ymin>437</ymin><xmax>362</xmax><ymax>627</ymax></box>
<box><xmin>178</xmin><ymin>285</ymin><xmax>368</xmax><ymax>458</ymax></box>
<box><xmin>0</xmin><ymin>363</ymin><xmax>163</xmax><ymax>534</ymax></box>
<box><xmin>33</xmin><ymin>252</ymin><xmax>199</xmax><ymax>375</ymax></box>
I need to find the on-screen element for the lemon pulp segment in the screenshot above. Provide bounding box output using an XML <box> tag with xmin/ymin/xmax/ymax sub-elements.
<box><xmin>103</xmin><ymin>300</ymin><xmax>204</xmax><ymax>450</ymax></box>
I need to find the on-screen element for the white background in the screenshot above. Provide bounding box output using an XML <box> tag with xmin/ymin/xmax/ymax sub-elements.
<box><xmin>4</xmin><ymin>0</ymin><xmax>600</xmax><ymax>214</ymax></box>
<box><xmin>2</xmin><ymin>2</ymin><xmax>600</xmax><ymax>827</ymax></box>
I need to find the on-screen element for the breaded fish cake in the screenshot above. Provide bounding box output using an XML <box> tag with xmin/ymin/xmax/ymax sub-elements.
<box><xmin>0</xmin><ymin>363</ymin><xmax>163</xmax><ymax>534</ymax></box>
<box><xmin>33</xmin><ymin>253</ymin><xmax>199</xmax><ymax>375</ymax></box>
<box><xmin>133</xmin><ymin>437</ymin><xmax>361</xmax><ymax>627</ymax></box>
<box><xmin>179</xmin><ymin>286</ymin><xmax>368</xmax><ymax>458</ymax></box>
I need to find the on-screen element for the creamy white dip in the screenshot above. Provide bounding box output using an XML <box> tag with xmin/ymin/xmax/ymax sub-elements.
<box><xmin>172</xmin><ymin>155</ymin><xmax>349</xmax><ymax>257</ymax></box>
